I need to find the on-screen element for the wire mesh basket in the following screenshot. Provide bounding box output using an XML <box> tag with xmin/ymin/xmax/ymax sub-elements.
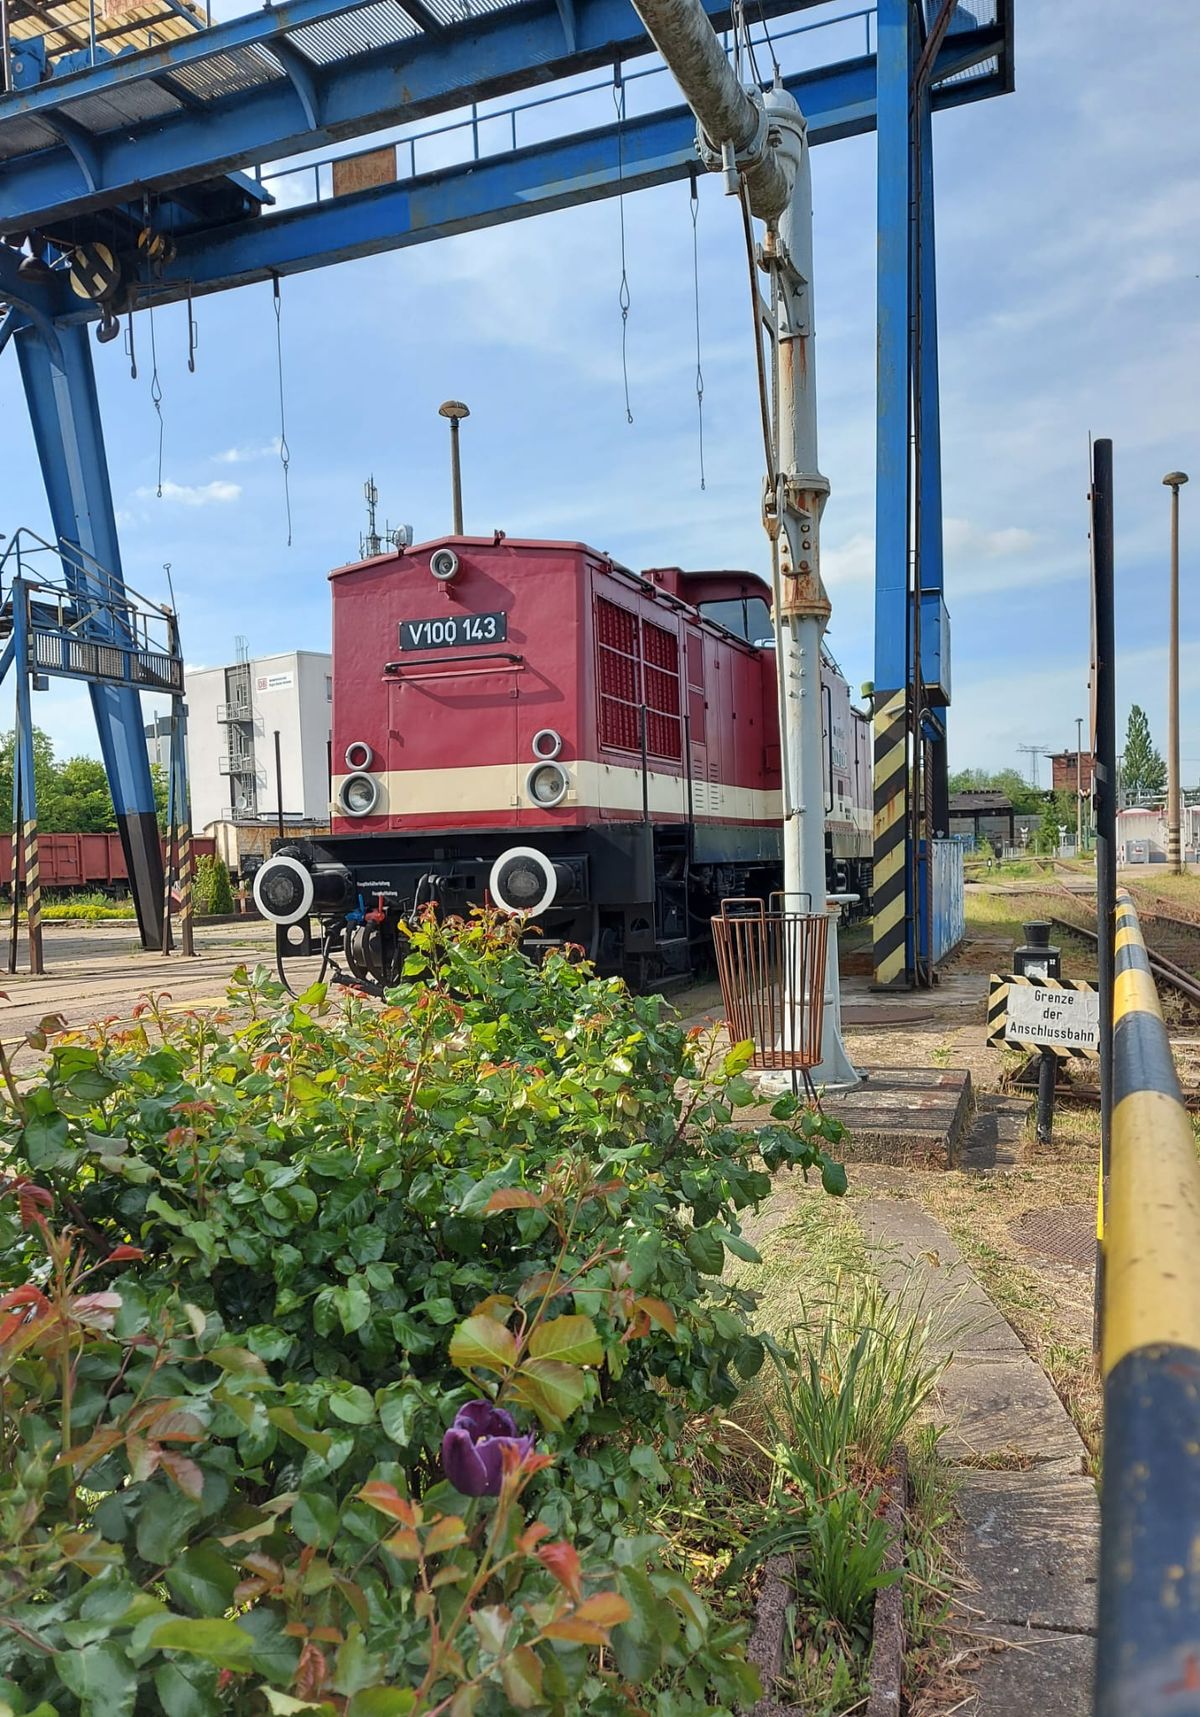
<box><xmin>711</xmin><ymin>897</ymin><xmax>829</xmax><ymax>1084</ymax></box>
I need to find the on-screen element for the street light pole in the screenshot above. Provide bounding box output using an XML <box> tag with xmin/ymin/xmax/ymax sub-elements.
<box><xmin>1163</xmin><ymin>471</ymin><xmax>1188</xmax><ymax>873</ymax></box>
<box><xmin>439</xmin><ymin>400</ymin><xmax>470</xmax><ymax>535</ymax></box>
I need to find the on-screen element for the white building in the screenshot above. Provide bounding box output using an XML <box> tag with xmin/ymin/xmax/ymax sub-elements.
<box><xmin>183</xmin><ymin>650</ymin><xmax>333</xmax><ymax>833</ymax></box>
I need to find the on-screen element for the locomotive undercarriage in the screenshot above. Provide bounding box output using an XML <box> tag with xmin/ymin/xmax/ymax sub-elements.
<box><xmin>256</xmin><ymin>822</ymin><xmax>834</xmax><ymax>993</ymax></box>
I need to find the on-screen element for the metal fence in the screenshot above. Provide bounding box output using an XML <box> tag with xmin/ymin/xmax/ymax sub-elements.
<box><xmin>1094</xmin><ymin>887</ymin><xmax>1200</xmax><ymax>1715</ymax></box>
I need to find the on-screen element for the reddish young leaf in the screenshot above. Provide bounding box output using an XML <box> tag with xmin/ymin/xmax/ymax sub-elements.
<box><xmin>574</xmin><ymin>1592</ymin><xmax>632</xmax><ymax>1627</ymax></box>
<box><xmin>541</xmin><ymin>1618</ymin><xmax>611</xmax><ymax>1646</ymax></box>
<box><xmin>358</xmin><ymin>1481</ymin><xmax>418</xmax><ymax>1525</ymax></box>
<box><xmin>104</xmin><ymin>1244</ymin><xmax>146</xmax><ymax>1263</ymax></box>
<box><xmin>536</xmin><ymin>1540</ymin><xmax>582</xmax><ymax>1603</ymax></box>
<box><xmin>484</xmin><ymin>1188</ymin><xmax>544</xmax><ymax>1212</ymax></box>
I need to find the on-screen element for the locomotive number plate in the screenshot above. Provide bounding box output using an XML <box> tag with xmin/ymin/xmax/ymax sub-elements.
<box><xmin>399</xmin><ymin>611</ymin><xmax>508</xmax><ymax>650</ymax></box>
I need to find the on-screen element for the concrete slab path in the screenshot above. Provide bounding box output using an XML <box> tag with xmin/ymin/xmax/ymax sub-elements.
<box><xmin>855</xmin><ymin>1198</ymin><xmax>1097</xmax><ymax>1716</ymax></box>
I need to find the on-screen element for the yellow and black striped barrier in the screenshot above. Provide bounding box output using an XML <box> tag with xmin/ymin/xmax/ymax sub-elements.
<box><xmin>1095</xmin><ymin>887</ymin><xmax>1200</xmax><ymax>1715</ymax></box>
<box><xmin>872</xmin><ymin>688</ymin><xmax>907</xmax><ymax>986</ymax></box>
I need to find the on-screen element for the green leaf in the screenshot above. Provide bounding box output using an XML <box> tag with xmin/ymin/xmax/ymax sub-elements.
<box><xmin>628</xmin><ymin>1444</ymin><xmax>669</xmax><ymax>1485</ymax></box>
<box><xmin>331</xmin><ymin>1628</ymin><xmax>386</xmax><ymax>1696</ymax></box>
<box><xmin>724</xmin><ymin>1073</ymin><xmax>757</xmax><ymax>1107</ymax></box>
<box><xmin>164</xmin><ymin>1542</ymin><xmax>238</xmax><ymax>1616</ymax></box>
<box><xmin>327</xmin><ymin>1383</ymin><xmax>375</xmax><ymax>1424</ymax></box>
<box><xmin>259</xmin><ymin>1694</ymin><xmax>332</xmax><ymax>1714</ymax></box>
<box><xmin>293</xmin><ymin>1491</ymin><xmax>340</xmax><ymax>1547</ymax></box>
<box><xmin>513</xmin><ymin>1357</ymin><xmax>586</xmax><ymax>1427</ymax></box>
<box><xmin>154</xmin><ymin>1661</ymin><xmax>221</xmax><ymax>1717</ymax></box>
<box><xmin>714</xmin><ymin>1225</ymin><xmax>761</xmax><ymax>1264</ymax></box>
<box><xmin>527</xmin><ymin>1314</ymin><xmax>602</xmax><ymax>1367</ymax></box>
<box><xmin>734</xmin><ymin>1335</ymin><xmax>766</xmax><ymax>1379</ymax></box>
<box><xmin>347</xmin><ymin>1692</ymin><xmax>416</xmax><ymax>1716</ymax></box>
<box><xmin>331</xmin><ymin>1282</ymin><xmax>371</xmax><ymax>1334</ymax></box>
<box><xmin>819</xmin><ymin>1155</ymin><xmax>848</xmax><ymax>1197</ymax></box>
<box><xmin>136</xmin><ymin>1488</ymin><xmax>201</xmax><ymax>1565</ymax></box>
<box><xmin>449</xmin><ymin>1313</ymin><xmax>518</xmax><ymax>1374</ymax></box>
<box><xmin>684</xmin><ymin>1226</ymin><xmax>725</xmax><ymax>1275</ymax></box>
<box><xmin>722</xmin><ymin>1039</ymin><xmax>755</xmax><ymax>1077</ymax></box>
<box><xmin>56</xmin><ymin>1642</ymin><xmax>136</xmax><ymax>1711</ymax></box>
<box><xmin>149</xmin><ymin>1617</ymin><xmax>256</xmax><ymax>1672</ymax></box>
<box><xmin>21</xmin><ymin>1107</ymin><xmax>73</xmax><ymax>1171</ymax></box>
<box><xmin>377</xmin><ymin>1385</ymin><xmax>420</xmax><ymax>1447</ymax></box>
<box><xmin>500</xmin><ymin>1645</ymin><xmax>544</xmax><ymax>1710</ymax></box>
<box><xmin>267</xmin><ymin>1407</ymin><xmax>331</xmax><ymax>1456</ymax></box>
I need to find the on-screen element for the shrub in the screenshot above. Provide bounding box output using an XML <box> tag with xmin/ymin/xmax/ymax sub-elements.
<box><xmin>0</xmin><ymin>911</ymin><xmax>846</xmax><ymax>1712</ymax></box>
<box><xmin>193</xmin><ymin>854</ymin><xmax>234</xmax><ymax>916</ymax></box>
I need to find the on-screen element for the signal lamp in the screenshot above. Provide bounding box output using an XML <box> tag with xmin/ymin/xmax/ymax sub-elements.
<box><xmin>526</xmin><ymin>761</ymin><xmax>569</xmax><ymax>808</ymax></box>
<box><xmin>531</xmin><ymin>728</ymin><xmax>563</xmax><ymax>760</ymax></box>
<box><xmin>340</xmin><ymin>772</ymin><xmax>380</xmax><ymax>817</ymax></box>
<box><xmin>344</xmin><ymin>740</ymin><xmax>374</xmax><ymax>770</ymax></box>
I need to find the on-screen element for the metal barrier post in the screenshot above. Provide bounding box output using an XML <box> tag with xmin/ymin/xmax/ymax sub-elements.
<box><xmin>1092</xmin><ymin>436</ymin><xmax>1116</xmax><ymax>1355</ymax></box>
<box><xmin>1094</xmin><ymin>888</ymin><xmax>1200</xmax><ymax>1714</ymax></box>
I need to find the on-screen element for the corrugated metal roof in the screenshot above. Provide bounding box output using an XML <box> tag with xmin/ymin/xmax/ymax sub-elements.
<box><xmin>9</xmin><ymin>0</ymin><xmax>202</xmax><ymax>62</ymax></box>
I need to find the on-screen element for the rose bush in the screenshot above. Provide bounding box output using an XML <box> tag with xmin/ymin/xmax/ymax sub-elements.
<box><xmin>0</xmin><ymin>911</ymin><xmax>846</xmax><ymax>1713</ymax></box>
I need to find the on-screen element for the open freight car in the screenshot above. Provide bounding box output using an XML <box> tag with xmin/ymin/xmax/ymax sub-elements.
<box><xmin>0</xmin><ymin>831</ymin><xmax>216</xmax><ymax>895</ymax></box>
<box><xmin>253</xmin><ymin>535</ymin><xmax>871</xmax><ymax>988</ymax></box>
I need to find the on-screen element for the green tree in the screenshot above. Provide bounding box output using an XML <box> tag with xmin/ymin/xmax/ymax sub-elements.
<box><xmin>1123</xmin><ymin>704</ymin><xmax>1166</xmax><ymax>804</ymax></box>
<box><xmin>52</xmin><ymin>755</ymin><xmax>117</xmax><ymax>833</ymax></box>
<box><xmin>151</xmin><ymin>762</ymin><xmax>169</xmax><ymax>832</ymax></box>
<box><xmin>948</xmin><ymin>764</ymin><xmax>1043</xmax><ymax>814</ymax></box>
<box><xmin>0</xmin><ymin>727</ymin><xmax>66</xmax><ymax>832</ymax></box>
<box><xmin>193</xmin><ymin>852</ymin><xmax>234</xmax><ymax>915</ymax></box>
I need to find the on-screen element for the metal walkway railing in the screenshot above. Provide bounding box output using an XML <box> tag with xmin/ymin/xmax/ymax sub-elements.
<box><xmin>1095</xmin><ymin>887</ymin><xmax>1200</xmax><ymax>1715</ymax></box>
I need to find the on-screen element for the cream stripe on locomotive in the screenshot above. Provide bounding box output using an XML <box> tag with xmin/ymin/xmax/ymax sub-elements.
<box><xmin>332</xmin><ymin>763</ymin><xmax>785</xmax><ymax>824</ymax></box>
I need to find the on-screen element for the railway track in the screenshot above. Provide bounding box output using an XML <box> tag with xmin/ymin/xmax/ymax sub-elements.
<box><xmin>1048</xmin><ymin>907</ymin><xmax>1200</xmax><ymax>1009</ymax></box>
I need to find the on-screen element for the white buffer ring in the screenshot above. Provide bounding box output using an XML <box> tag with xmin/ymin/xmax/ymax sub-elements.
<box><xmin>489</xmin><ymin>846</ymin><xmax>561</xmax><ymax>917</ymax></box>
<box><xmin>253</xmin><ymin>854</ymin><xmax>315</xmax><ymax>925</ymax></box>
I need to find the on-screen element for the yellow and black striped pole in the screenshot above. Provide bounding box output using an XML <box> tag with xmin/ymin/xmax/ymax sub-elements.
<box><xmin>23</xmin><ymin>814</ymin><xmax>42</xmax><ymax>975</ymax></box>
<box><xmin>1095</xmin><ymin>888</ymin><xmax>1200</xmax><ymax>1713</ymax></box>
<box><xmin>178</xmin><ymin>815</ymin><xmax>194</xmax><ymax>956</ymax></box>
<box><xmin>872</xmin><ymin>688</ymin><xmax>908</xmax><ymax>986</ymax></box>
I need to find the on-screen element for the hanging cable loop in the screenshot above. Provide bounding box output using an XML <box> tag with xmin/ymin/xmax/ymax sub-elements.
<box><xmin>612</xmin><ymin>62</ymin><xmax>633</xmax><ymax>426</ymax></box>
<box><xmin>147</xmin><ymin>291</ymin><xmax>164</xmax><ymax>499</ymax></box>
<box><xmin>272</xmin><ymin>276</ymin><xmax>293</xmax><ymax>549</ymax></box>
<box><xmin>689</xmin><ymin>166</ymin><xmax>706</xmax><ymax>492</ymax></box>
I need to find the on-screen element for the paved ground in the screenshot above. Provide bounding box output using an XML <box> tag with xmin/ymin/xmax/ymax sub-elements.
<box><xmin>0</xmin><ymin>918</ymin><xmax>277</xmax><ymax>1041</ymax></box>
<box><xmin>856</xmin><ymin>1199</ymin><xmax>1097</xmax><ymax>1716</ymax></box>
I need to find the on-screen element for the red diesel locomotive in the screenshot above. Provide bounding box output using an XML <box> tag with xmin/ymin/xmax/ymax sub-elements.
<box><xmin>253</xmin><ymin>535</ymin><xmax>872</xmax><ymax>988</ymax></box>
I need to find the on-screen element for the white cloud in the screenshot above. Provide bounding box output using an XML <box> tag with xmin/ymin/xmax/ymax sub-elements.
<box><xmin>136</xmin><ymin>480</ymin><xmax>242</xmax><ymax>507</ymax></box>
<box><xmin>212</xmin><ymin>441</ymin><xmax>281</xmax><ymax>465</ymax></box>
<box><xmin>943</xmin><ymin>518</ymin><xmax>1037</xmax><ymax>560</ymax></box>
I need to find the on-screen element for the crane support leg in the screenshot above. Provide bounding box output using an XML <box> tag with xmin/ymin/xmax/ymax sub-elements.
<box><xmin>871</xmin><ymin>0</ymin><xmax>913</xmax><ymax>987</ymax></box>
<box><xmin>15</xmin><ymin>318</ymin><xmax>165</xmax><ymax>948</ymax></box>
<box><xmin>917</xmin><ymin>86</ymin><xmax>948</xmax><ymax>842</ymax></box>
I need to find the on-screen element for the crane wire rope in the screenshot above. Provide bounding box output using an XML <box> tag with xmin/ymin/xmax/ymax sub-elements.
<box><xmin>689</xmin><ymin>166</ymin><xmax>706</xmax><ymax>491</ymax></box>
<box><xmin>147</xmin><ymin>290</ymin><xmax>164</xmax><ymax>499</ymax></box>
<box><xmin>612</xmin><ymin>62</ymin><xmax>634</xmax><ymax>425</ymax></box>
<box><xmin>272</xmin><ymin>276</ymin><xmax>293</xmax><ymax>548</ymax></box>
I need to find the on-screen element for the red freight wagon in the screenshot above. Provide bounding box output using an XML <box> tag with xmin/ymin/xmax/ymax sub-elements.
<box><xmin>251</xmin><ymin>534</ymin><xmax>872</xmax><ymax>990</ymax></box>
<box><xmin>0</xmin><ymin>832</ymin><xmax>216</xmax><ymax>893</ymax></box>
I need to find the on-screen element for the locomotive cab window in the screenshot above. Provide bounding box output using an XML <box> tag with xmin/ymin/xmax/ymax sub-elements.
<box><xmin>699</xmin><ymin>594</ymin><xmax>772</xmax><ymax>645</ymax></box>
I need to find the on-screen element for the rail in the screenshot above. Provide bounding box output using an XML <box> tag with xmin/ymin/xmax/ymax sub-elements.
<box><xmin>1094</xmin><ymin>887</ymin><xmax>1200</xmax><ymax>1715</ymax></box>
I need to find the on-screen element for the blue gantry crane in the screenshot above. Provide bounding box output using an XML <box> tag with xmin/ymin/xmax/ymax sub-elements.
<box><xmin>0</xmin><ymin>0</ymin><xmax>1012</xmax><ymax>973</ymax></box>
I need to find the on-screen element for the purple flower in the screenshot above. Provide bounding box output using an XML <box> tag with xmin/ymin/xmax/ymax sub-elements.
<box><xmin>441</xmin><ymin>1399</ymin><xmax>535</xmax><ymax>1497</ymax></box>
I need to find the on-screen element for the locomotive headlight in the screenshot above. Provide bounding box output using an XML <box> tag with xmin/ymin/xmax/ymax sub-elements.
<box><xmin>340</xmin><ymin>772</ymin><xmax>380</xmax><ymax>817</ymax></box>
<box><xmin>526</xmin><ymin>760</ymin><xmax>569</xmax><ymax>808</ymax></box>
<box><xmin>430</xmin><ymin>547</ymin><xmax>461</xmax><ymax>583</ymax></box>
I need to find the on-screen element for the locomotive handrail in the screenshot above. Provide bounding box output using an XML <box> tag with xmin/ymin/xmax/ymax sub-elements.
<box><xmin>384</xmin><ymin>652</ymin><xmax>524</xmax><ymax>680</ymax></box>
<box><xmin>1094</xmin><ymin>887</ymin><xmax>1200</xmax><ymax>1715</ymax></box>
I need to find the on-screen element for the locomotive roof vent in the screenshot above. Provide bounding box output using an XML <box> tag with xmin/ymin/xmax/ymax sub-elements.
<box><xmin>490</xmin><ymin>846</ymin><xmax>573</xmax><ymax>917</ymax></box>
<box><xmin>525</xmin><ymin>760</ymin><xmax>569</xmax><ymax>808</ymax></box>
<box><xmin>345</xmin><ymin>740</ymin><xmax>374</xmax><ymax>771</ymax></box>
<box><xmin>531</xmin><ymin>728</ymin><xmax>563</xmax><ymax>760</ymax></box>
<box><xmin>339</xmin><ymin>772</ymin><xmax>380</xmax><ymax>817</ymax></box>
<box><xmin>430</xmin><ymin>547</ymin><xmax>461</xmax><ymax>583</ymax></box>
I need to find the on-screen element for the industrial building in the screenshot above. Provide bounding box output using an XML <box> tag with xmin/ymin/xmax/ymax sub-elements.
<box><xmin>182</xmin><ymin>648</ymin><xmax>333</xmax><ymax>835</ymax></box>
<box><xmin>1051</xmin><ymin>750</ymin><xmax>1095</xmax><ymax>794</ymax></box>
<box><xmin>948</xmin><ymin>790</ymin><xmax>1016</xmax><ymax>848</ymax></box>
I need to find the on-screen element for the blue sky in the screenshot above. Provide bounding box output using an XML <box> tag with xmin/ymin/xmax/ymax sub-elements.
<box><xmin>2</xmin><ymin>0</ymin><xmax>1197</xmax><ymax>785</ymax></box>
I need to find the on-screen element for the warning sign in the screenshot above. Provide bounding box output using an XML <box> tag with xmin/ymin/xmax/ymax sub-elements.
<box><xmin>1004</xmin><ymin>983</ymin><xmax>1100</xmax><ymax>1051</ymax></box>
<box><xmin>987</xmin><ymin>973</ymin><xmax>1100</xmax><ymax>1059</ymax></box>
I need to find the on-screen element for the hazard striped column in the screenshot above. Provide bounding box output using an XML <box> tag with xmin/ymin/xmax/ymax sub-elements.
<box><xmin>178</xmin><ymin>817</ymin><xmax>194</xmax><ymax>956</ymax></box>
<box><xmin>1095</xmin><ymin>888</ymin><xmax>1200</xmax><ymax>1713</ymax></box>
<box><xmin>872</xmin><ymin>689</ymin><xmax>908</xmax><ymax>985</ymax></box>
<box><xmin>23</xmin><ymin>816</ymin><xmax>42</xmax><ymax>975</ymax></box>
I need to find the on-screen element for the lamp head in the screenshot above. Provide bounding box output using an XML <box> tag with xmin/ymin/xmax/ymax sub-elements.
<box><xmin>1163</xmin><ymin>471</ymin><xmax>1189</xmax><ymax>489</ymax></box>
<box><xmin>438</xmin><ymin>399</ymin><xmax>470</xmax><ymax>424</ymax></box>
